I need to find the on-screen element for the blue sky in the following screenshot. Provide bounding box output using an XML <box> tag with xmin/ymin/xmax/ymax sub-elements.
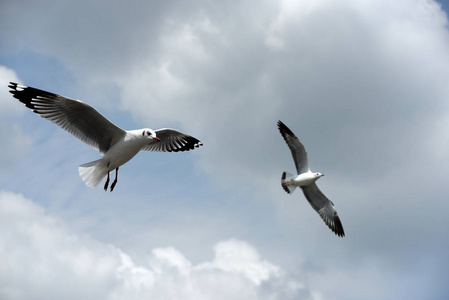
<box><xmin>1</xmin><ymin>0</ymin><xmax>449</xmax><ymax>299</ymax></box>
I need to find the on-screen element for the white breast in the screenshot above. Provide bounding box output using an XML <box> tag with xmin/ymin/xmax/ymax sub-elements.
<box><xmin>103</xmin><ymin>131</ymin><xmax>149</xmax><ymax>170</ymax></box>
<box><xmin>293</xmin><ymin>172</ymin><xmax>319</xmax><ymax>187</ymax></box>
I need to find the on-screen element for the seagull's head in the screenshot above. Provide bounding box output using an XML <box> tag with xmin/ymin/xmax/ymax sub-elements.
<box><xmin>142</xmin><ymin>128</ymin><xmax>160</xmax><ymax>141</ymax></box>
<box><xmin>315</xmin><ymin>172</ymin><xmax>324</xmax><ymax>179</ymax></box>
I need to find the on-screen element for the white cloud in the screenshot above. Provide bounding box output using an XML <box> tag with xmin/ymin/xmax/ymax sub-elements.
<box><xmin>0</xmin><ymin>67</ymin><xmax>31</xmax><ymax>173</ymax></box>
<box><xmin>0</xmin><ymin>191</ymin><xmax>305</xmax><ymax>300</ymax></box>
<box><xmin>0</xmin><ymin>65</ymin><xmax>23</xmax><ymax>115</ymax></box>
<box><xmin>0</xmin><ymin>191</ymin><xmax>119</xmax><ymax>300</ymax></box>
<box><xmin>196</xmin><ymin>239</ymin><xmax>280</xmax><ymax>285</ymax></box>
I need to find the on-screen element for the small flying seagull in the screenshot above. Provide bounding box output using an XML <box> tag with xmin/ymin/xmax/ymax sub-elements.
<box><xmin>277</xmin><ymin>120</ymin><xmax>345</xmax><ymax>237</ymax></box>
<box><xmin>9</xmin><ymin>82</ymin><xmax>203</xmax><ymax>191</ymax></box>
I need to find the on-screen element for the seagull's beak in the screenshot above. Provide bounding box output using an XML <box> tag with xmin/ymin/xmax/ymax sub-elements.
<box><xmin>153</xmin><ymin>137</ymin><xmax>161</xmax><ymax>141</ymax></box>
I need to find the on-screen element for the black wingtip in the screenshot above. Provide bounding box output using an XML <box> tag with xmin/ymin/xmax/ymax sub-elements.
<box><xmin>277</xmin><ymin>120</ymin><xmax>285</xmax><ymax>131</ymax></box>
<box><xmin>318</xmin><ymin>209</ymin><xmax>345</xmax><ymax>237</ymax></box>
<box><xmin>167</xmin><ymin>136</ymin><xmax>203</xmax><ymax>152</ymax></box>
<box><xmin>277</xmin><ymin>120</ymin><xmax>295</xmax><ymax>137</ymax></box>
<box><xmin>8</xmin><ymin>82</ymin><xmax>18</xmax><ymax>90</ymax></box>
<box><xmin>330</xmin><ymin>216</ymin><xmax>345</xmax><ymax>237</ymax></box>
<box><xmin>8</xmin><ymin>82</ymin><xmax>19</xmax><ymax>93</ymax></box>
<box><xmin>8</xmin><ymin>82</ymin><xmax>39</xmax><ymax>110</ymax></box>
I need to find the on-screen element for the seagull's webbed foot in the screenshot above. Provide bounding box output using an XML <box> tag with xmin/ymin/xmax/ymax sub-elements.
<box><xmin>104</xmin><ymin>171</ymin><xmax>110</xmax><ymax>191</ymax></box>
<box><xmin>110</xmin><ymin>167</ymin><xmax>119</xmax><ymax>192</ymax></box>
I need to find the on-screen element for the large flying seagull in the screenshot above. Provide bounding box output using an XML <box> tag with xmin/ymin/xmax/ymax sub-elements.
<box><xmin>9</xmin><ymin>82</ymin><xmax>203</xmax><ymax>191</ymax></box>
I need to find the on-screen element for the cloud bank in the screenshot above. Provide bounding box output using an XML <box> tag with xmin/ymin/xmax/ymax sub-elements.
<box><xmin>0</xmin><ymin>191</ymin><xmax>305</xmax><ymax>300</ymax></box>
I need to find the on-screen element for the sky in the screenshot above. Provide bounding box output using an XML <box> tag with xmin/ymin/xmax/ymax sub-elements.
<box><xmin>1</xmin><ymin>0</ymin><xmax>449</xmax><ymax>299</ymax></box>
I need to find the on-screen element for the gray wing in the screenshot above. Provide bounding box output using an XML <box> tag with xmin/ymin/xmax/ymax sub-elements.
<box><xmin>141</xmin><ymin>128</ymin><xmax>203</xmax><ymax>152</ymax></box>
<box><xmin>301</xmin><ymin>183</ymin><xmax>345</xmax><ymax>237</ymax></box>
<box><xmin>9</xmin><ymin>82</ymin><xmax>126</xmax><ymax>154</ymax></box>
<box><xmin>277</xmin><ymin>120</ymin><xmax>309</xmax><ymax>174</ymax></box>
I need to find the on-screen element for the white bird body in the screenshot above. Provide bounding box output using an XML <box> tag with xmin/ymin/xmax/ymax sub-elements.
<box><xmin>9</xmin><ymin>82</ymin><xmax>203</xmax><ymax>191</ymax></box>
<box><xmin>103</xmin><ymin>129</ymin><xmax>156</xmax><ymax>170</ymax></box>
<box><xmin>78</xmin><ymin>128</ymin><xmax>158</xmax><ymax>188</ymax></box>
<box><xmin>283</xmin><ymin>171</ymin><xmax>324</xmax><ymax>188</ymax></box>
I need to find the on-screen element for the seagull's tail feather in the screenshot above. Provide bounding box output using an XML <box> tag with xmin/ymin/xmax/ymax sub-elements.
<box><xmin>281</xmin><ymin>171</ymin><xmax>297</xmax><ymax>194</ymax></box>
<box><xmin>78</xmin><ymin>159</ymin><xmax>108</xmax><ymax>188</ymax></box>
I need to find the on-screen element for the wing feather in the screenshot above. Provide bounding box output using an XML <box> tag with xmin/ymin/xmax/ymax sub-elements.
<box><xmin>141</xmin><ymin>128</ymin><xmax>203</xmax><ymax>152</ymax></box>
<box><xmin>301</xmin><ymin>183</ymin><xmax>345</xmax><ymax>237</ymax></box>
<box><xmin>9</xmin><ymin>82</ymin><xmax>125</xmax><ymax>153</ymax></box>
<box><xmin>277</xmin><ymin>120</ymin><xmax>309</xmax><ymax>174</ymax></box>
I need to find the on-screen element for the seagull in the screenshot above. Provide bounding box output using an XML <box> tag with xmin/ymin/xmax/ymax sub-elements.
<box><xmin>277</xmin><ymin>120</ymin><xmax>344</xmax><ymax>237</ymax></box>
<box><xmin>9</xmin><ymin>82</ymin><xmax>203</xmax><ymax>192</ymax></box>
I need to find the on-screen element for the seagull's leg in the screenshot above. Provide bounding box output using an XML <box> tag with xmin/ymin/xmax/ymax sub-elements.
<box><xmin>110</xmin><ymin>167</ymin><xmax>119</xmax><ymax>192</ymax></box>
<box><xmin>104</xmin><ymin>171</ymin><xmax>110</xmax><ymax>191</ymax></box>
<box><xmin>104</xmin><ymin>162</ymin><xmax>112</xmax><ymax>191</ymax></box>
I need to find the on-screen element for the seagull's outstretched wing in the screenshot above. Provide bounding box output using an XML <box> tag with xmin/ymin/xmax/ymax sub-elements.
<box><xmin>9</xmin><ymin>82</ymin><xmax>126</xmax><ymax>154</ymax></box>
<box><xmin>301</xmin><ymin>183</ymin><xmax>345</xmax><ymax>237</ymax></box>
<box><xmin>141</xmin><ymin>128</ymin><xmax>203</xmax><ymax>152</ymax></box>
<box><xmin>277</xmin><ymin>120</ymin><xmax>309</xmax><ymax>174</ymax></box>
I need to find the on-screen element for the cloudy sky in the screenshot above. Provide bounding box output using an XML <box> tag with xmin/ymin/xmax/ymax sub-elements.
<box><xmin>1</xmin><ymin>0</ymin><xmax>449</xmax><ymax>299</ymax></box>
